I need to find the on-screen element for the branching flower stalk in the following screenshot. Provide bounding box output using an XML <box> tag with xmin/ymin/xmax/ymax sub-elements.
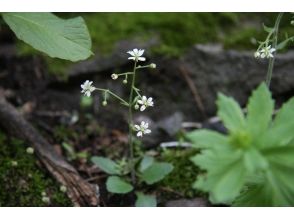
<box><xmin>81</xmin><ymin>48</ymin><xmax>156</xmax><ymax>186</ymax></box>
<box><xmin>254</xmin><ymin>13</ymin><xmax>284</xmax><ymax>88</ymax></box>
<box><xmin>266</xmin><ymin>12</ymin><xmax>283</xmax><ymax>88</ymax></box>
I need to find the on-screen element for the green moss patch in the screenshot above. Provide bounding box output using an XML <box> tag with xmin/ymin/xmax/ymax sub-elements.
<box><xmin>0</xmin><ymin>131</ymin><xmax>72</xmax><ymax>207</ymax></box>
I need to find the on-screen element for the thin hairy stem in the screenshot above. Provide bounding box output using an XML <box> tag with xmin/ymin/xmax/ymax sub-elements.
<box><xmin>128</xmin><ymin>61</ymin><xmax>137</xmax><ymax>185</ymax></box>
<box><xmin>266</xmin><ymin>12</ymin><xmax>284</xmax><ymax>88</ymax></box>
<box><xmin>95</xmin><ymin>88</ymin><xmax>129</xmax><ymax>106</ymax></box>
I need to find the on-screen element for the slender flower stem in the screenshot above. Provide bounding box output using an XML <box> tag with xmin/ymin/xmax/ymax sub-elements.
<box><xmin>128</xmin><ymin>61</ymin><xmax>137</xmax><ymax>185</ymax></box>
<box><xmin>266</xmin><ymin>12</ymin><xmax>284</xmax><ymax>88</ymax></box>
<box><xmin>136</xmin><ymin>65</ymin><xmax>151</xmax><ymax>69</ymax></box>
<box><xmin>117</xmin><ymin>72</ymin><xmax>134</xmax><ymax>76</ymax></box>
<box><xmin>95</xmin><ymin>88</ymin><xmax>129</xmax><ymax>106</ymax></box>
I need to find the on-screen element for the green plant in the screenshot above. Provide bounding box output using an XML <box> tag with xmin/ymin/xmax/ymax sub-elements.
<box><xmin>81</xmin><ymin>48</ymin><xmax>173</xmax><ymax>206</ymax></box>
<box><xmin>91</xmin><ymin>155</ymin><xmax>173</xmax><ymax>206</ymax></box>
<box><xmin>254</xmin><ymin>13</ymin><xmax>294</xmax><ymax>87</ymax></box>
<box><xmin>1</xmin><ymin>12</ymin><xmax>92</xmax><ymax>61</ymax></box>
<box><xmin>186</xmin><ymin>83</ymin><xmax>294</xmax><ymax>206</ymax></box>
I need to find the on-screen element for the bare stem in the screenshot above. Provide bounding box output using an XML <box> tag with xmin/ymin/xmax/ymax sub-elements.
<box><xmin>266</xmin><ymin>12</ymin><xmax>284</xmax><ymax>88</ymax></box>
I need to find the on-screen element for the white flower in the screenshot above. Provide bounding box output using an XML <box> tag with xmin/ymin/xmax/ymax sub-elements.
<box><xmin>26</xmin><ymin>147</ymin><xmax>34</xmax><ymax>154</ymax></box>
<box><xmin>134</xmin><ymin>121</ymin><xmax>151</xmax><ymax>137</ymax></box>
<box><xmin>127</xmin><ymin>48</ymin><xmax>146</xmax><ymax>62</ymax></box>
<box><xmin>254</xmin><ymin>51</ymin><xmax>260</xmax><ymax>58</ymax></box>
<box><xmin>149</xmin><ymin>63</ymin><xmax>156</xmax><ymax>69</ymax></box>
<box><xmin>81</xmin><ymin>80</ymin><xmax>95</xmax><ymax>97</ymax></box>
<box><xmin>259</xmin><ymin>45</ymin><xmax>276</xmax><ymax>59</ymax></box>
<box><xmin>137</xmin><ymin>96</ymin><xmax>154</xmax><ymax>111</ymax></box>
<box><xmin>111</xmin><ymin>73</ymin><xmax>118</xmax><ymax>80</ymax></box>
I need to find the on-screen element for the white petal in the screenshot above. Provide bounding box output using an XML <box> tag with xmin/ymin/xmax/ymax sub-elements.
<box><xmin>141</xmin><ymin>121</ymin><xmax>146</xmax><ymax>126</ymax></box>
<box><xmin>127</xmin><ymin>51</ymin><xmax>135</xmax><ymax>56</ymax></box>
<box><xmin>140</xmin><ymin>105</ymin><xmax>146</xmax><ymax>111</ymax></box>
<box><xmin>128</xmin><ymin>57</ymin><xmax>135</xmax><ymax>60</ymax></box>
<box><xmin>137</xmin><ymin>100</ymin><xmax>143</xmax><ymax>105</ymax></box>
<box><xmin>138</xmin><ymin>49</ymin><xmax>144</xmax><ymax>56</ymax></box>
<box><xmin>143</xmin><ymin>123</ymin><xmax>149</xmax><ymax>129</ymax></box>
<box><xmin>134</xmin><ymin>125</ymin><xmax>140</xmax><ymax>131</ymax></box>
<box><xmin>142</xmin><ymin>96</ymin><xmax>147</xmax><ymax>101</ymax></box>
<box><xmin>144</xmin><ymin>129</ymin><xmax>151</xmax><ymax>134</ymax></box>
<box><xmin>133</xmin><ymin>48</ymin><xmax>138</xmax><ymax>53</ymax></box>
<box><xmin>138</xmin><ymin>57</ymin><xmax>146</xmax><ymax>61</ymax></box>
<box><xmin>137</xmin><ymin>131</ymin><xmax>143</xmax><ymax>137</ymax></box>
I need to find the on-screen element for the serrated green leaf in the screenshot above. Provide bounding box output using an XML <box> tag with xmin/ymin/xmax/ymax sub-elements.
<box><xmin>217</xmin><ymin>93</ymin><xmax>245</xmax><ymax>132</ymax></box>
<box><xmin>106</xmin><ymin>176</ymin><xmax>133</xmax><ymax>194</ymax></box>
<box><xmin>91</xmin><ymin>156</ymin><xmax>120</xmax><ymax>175</ymax></box>
<box><xmin>262</xmin><ymin>97</ymin><xmax>294</xmax><ymax>148</ymax></box>
<box><xmin>195</xmin><ymin>156</ymin><xmax>247</xmax><ymax>204</ymax></box>
<box><xmin>2</xmin><ymin>12</ymin><xmax>92</xmax><ymax>61</ymax></box>
<box><xmin>246</xmin><ymin>83</ymin><xmax>274</xmax><ymax>141</ymax></box>
<box><xmin>135</xmin><ymin>192</ymin><xmax>157</xmax><ymax>207</ymax></box>
<box><xmin>243</xmin><ymin>148</ymin><xmax>269</xmax><ymax>173</ymax></box>
<box><xmin>141</xmin><ymin>162</ymin><xmax>173</xmax><ymax>184</ymax></box>
<box><xmin>186</xmin><ymin>129</ymin><xmax>229</xmax><ymax>150</ymax></box>
<box><xmin>139</xmin><ymin>155</ymin><xmax>154</xmax><ymax>172</ymax></box>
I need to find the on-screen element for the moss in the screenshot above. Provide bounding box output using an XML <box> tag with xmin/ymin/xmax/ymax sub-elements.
<box><xmin>0</xmin><ymin>131</ymin><xmax>72</xmax><ymax>206</ymax></box>
<box><xmin>158</xmin><ymin>148</ymin><xmax>203</xmax><ymax>199</ymax></box>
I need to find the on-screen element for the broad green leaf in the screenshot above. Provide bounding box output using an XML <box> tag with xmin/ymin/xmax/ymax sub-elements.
<box><xmin>186</xmin><ymin>129</ymin><xmax>229</xmax><ymax>150</ymax></box>
<box><xmin>106</xmin><ymin>176</ymin><xmax>133</xmax><ymax>194</ymax></box>
<box><xmin>139</xmin><ymin>155</ymin><xmax>155</xmax><ymax>172</ymax></box>
<box><xmin>262</xmin><ymin>97</ymin><xmax>294</xmax><ymax>148</ymax></box>
<box><xmin>135</xmin><ymin>192</ymin><xmax>157</xmax><ymax>207</ymax></box>
<box><xmin>141</xmin><ymin>162</ymin><xmax>173</xmax><ymax>184</ymax></box>
<box><xmin>91</xmin><ymin>156</ymin><xmax>120</xmax><ymax>175</ymax></box>
<box><xmin>246</xmin><ymin>83</ymin><xmax>274</xmax><ymax>140</ymax></box>
<box><xmin>2</xmin><ymin>13</ymin><xmax>92</xmax><ymax>61</ymax></box>
<box><xmin>194</xmin><ymin>156</ymin><xmax>247</xmax><ymax>204</ymax></box>
<box><xmin>243</xmin><ymin>148</ymin><xmax>268</xmax><ymax>173</ymax></box>
<box><xmin>235</xmin><ymin>145</ymin><xmax>294</xmax><ymax>206</ymax></box>
<box><xmin>217</xmin><ymin>93</ymin><xmax>245</xmax><ymax>132</ymax></box>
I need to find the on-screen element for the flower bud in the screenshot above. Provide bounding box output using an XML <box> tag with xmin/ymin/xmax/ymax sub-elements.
<box><xmin>26</xmin><ymin>147</ymin><xmax>34</xmax><ymax>154</ymax></box>
<box><xmin>102</xmin><ymin>101</ymin><xmax>107</xmax><ymax>106</ymax></box>
<box><xmin>111</xmin><ymin>73</ymin><xmax>118</xmax><ymax>80</ymax></box>
<box><xmin>11</xmin><ymin>161</ymin><xmax>18</xmax><ymax>167</ymax></box>
<box><xmin>150</xmin><ymin>63</ymin><xmax>156</xmax><ymax>69</ymax></box>
<box><xmin>291</xmin><ymin>20</ymin><xmax>294</xmax><ymax>25</ymax></box>
<box><xmin>123</xmin><ymin>79</ymin><xmax>128</xmax><ymax>84</ymax></box>
<box><xmin>41</xmin><ymin>191</ymin><xmax>47</xmax><ymax>197</ymax></box>
<box><xmin>60</xmin><ymin>185</ymin><xmax>67</xmax><ymax>193</ymax></box>
<box><xmin>134</xmin><ymin>104</ymin><xmax>139</xmax><ymax>110</ymax></box>
<box><xmin>42</xmin><ymin>196</ymin><xmax>50</xmax><ymax>204</ymax></box>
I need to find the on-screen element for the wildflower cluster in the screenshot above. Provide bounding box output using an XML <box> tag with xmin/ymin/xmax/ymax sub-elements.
<box><xmin>80</xmin><ymin>48</ymin><xmax>155</xmax><ymax>138</ymax></box>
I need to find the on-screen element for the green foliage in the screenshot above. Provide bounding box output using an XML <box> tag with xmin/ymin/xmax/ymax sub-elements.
<box><xmin>106</xmin><ymin>176</ymin><xmax>133</xmax><ymax>194</ymax></box>
<box><xmin>135</xmin><ymin>192</ymin><xmax>157</xmax><ymax>207</ymax></box>
<box><xmin>139</xmin><ymin>155</ymin><xmax>155</xmax><ymax>172</ymax></box>
<box><xmin>61</xmin><ymin>142</ymin><xmax>88</xmax><ymax>161</ymax></box>
<box><xmin>160</xmin><ymin>149</ymin><xmax>203</xmax><ymax>199</ymax></box>
<box><xmin>0</xmin><ymin>132</ymin><xmax>71</xmax><ymax>206</ymax></box>
<box><xmin>2</xmin><ymin>12</ymin><xmax>92</xmax><ymax>61</ymax></box>
<box><xmin>141</xmin><ymin>162</ymin><xmax>173</xmax><ymax>185</ymax></box>
<box><xmin>186</xmin><ymin>83</ymin><xmax>294</xmax><ymax>206</ymax></box>
<box><xmin>91</xmin><ymin>156</ymin><xmax>121</xmax><ymax>175</ymax></box>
